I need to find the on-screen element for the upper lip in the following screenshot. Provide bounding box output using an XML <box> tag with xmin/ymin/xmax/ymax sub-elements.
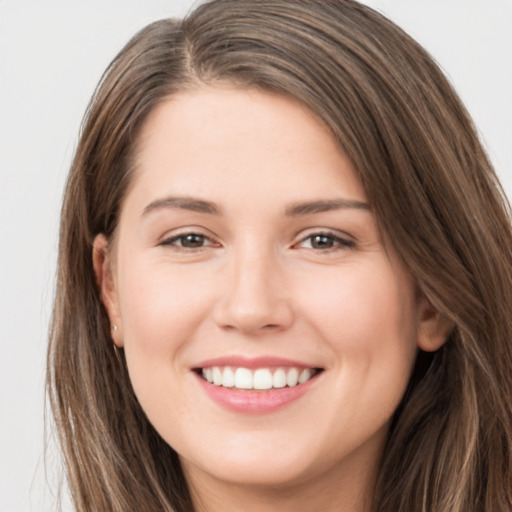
<box><xmin>193</xmin><ymin>355</ymin><xmax>323</xmax><ymax>370</ymax></box>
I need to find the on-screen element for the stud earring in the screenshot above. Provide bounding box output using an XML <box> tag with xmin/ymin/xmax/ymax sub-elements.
<box><xmin>112</xmin><ymin>325</ymin><xmax>118</xmax><ymax>332</ymax></box>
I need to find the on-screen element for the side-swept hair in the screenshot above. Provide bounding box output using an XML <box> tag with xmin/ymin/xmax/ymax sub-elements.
<box><xmin>48</xmin><ymin>1</ymin><xmax>512</xmax><ymax>510</ymax></box>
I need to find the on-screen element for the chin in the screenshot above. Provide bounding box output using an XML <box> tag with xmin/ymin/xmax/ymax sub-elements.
<box><xmin>182</xmin><ymin>442</ymin><xmax>318</xmax><ymax>489</ymax></box>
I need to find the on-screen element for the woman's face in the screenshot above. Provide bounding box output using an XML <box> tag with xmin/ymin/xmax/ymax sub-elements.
<box><xmin>95</xmin><ymin>87</ymin><xmax>441</xmax><ymax>495</ymax></box>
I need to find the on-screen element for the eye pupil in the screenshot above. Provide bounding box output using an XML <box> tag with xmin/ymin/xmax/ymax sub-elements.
<box><xmin>311</xmin><ymin>235</ymin><xmax>334</xmax><ymax>249</ymax></box>
<box><xmin>181</xmin><ymin>234</ymin><xmax>205</xmax><ymax>247</ymax></box>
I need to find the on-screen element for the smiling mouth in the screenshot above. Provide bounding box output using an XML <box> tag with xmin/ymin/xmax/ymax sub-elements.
<box><xmin>196</xmin><ymin>366</ymin><xmax>323</xmax><ymax>390</ymax></box>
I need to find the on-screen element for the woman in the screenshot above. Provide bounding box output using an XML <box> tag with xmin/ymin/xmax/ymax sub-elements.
<box><xmin>47</xmin><ymin>0</ymin><xmax>512</xmax><ymax>510</ymax></box>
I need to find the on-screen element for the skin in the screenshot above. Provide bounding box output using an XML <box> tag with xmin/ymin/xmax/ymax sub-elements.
<box><xmin>94</xmin><ymin>87</ymin><xmax>447</xmax><ymax>512</ymax></box>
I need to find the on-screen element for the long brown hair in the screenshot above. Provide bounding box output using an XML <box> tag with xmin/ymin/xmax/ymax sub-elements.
<box><xmin>47</xmin><ymin>1</ymin><xmax>512</xmax><ymax>510</ymax></box>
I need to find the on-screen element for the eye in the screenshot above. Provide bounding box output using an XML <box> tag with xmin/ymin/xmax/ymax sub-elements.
<box><xmin>160</xmin><ymin>232</ymin><xmax>218</xmax><ymax>250</ymax></box>
<box><xmin>296</xmin><ymin>232</ymin><xmax>355</xmax><ymax>251</ymax></box>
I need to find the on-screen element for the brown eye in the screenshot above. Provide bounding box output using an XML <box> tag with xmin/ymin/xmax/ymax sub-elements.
<box><xmin>161</xmin><ymin>232</ymin><xmax>216</xmax><ymax>249</ymax></box>
<box><xmin>310</xmin><ymin>234</ymin><xmax>336</xmax><ymax>249</ymax></box>
<box><xmin>179</xmin><ymin>234</ymin><xmax>206</xmax><ymax>248</ymax></box>
<box><xmin>297</xmin><ymin>232</ymin><xmax>355</xmax><ymax>251</ymax></box>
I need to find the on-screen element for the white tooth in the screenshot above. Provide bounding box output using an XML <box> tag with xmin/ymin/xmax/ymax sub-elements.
<box><xmin>298</xmin><ymin>368</ymin><xmax>312</xmax><ymax>384</ymax></box>
<box><xmin>253</xmin><ymin>369</ymin><xmax>273</xmax><ymax>390</ymax></box>
<box><xmin>212</xmin><ymin>367</ymin><xmax>222</xmax><ymax>386</ymax></box>
<box><xmin>272</xmin><ymin>368</ymin><xmax>287</xmax><ymax>388</ymax></box>
<box><xmin>235</xmin><ymin>368</ymin><xmax>253</xmax><ymax>389</ymax></box>
<box><xmin>204</xmin><ymin>368</ymin><xmax>213</xmax><ymax>383</ymax></box>
<box><xmin>222</xmin><ymin>367</ymin><xmax>235</xmax><ymax>387</ymax></box>
<box><xmin>286</xmin><ymin>368</ymin><xmax>299</xmax><ymax>387</ymax></box>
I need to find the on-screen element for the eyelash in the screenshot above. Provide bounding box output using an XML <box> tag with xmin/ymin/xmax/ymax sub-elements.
<box><xmin>159</xmin><ymin>230</ymin><xmax>355</xmax><ymax>253</ymax></box>
<box><xmin>295</xmin><ymin>231</ymin><xmax>355</xmax><ymax>252</ymax></box>
<box><xmin>160</xmin><ymin>232</ymin><xmax>218</xmax><ymax>251</ymax></box>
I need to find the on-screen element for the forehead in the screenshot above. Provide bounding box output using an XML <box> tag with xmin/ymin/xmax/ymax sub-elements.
<box><xmin>127</xmin><ymin>86</ymin><xmax>367</xmax><ymax>213</ymax></box>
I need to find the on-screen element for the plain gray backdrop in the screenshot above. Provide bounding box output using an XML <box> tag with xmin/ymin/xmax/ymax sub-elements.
<box><xmin>1</xmin><ymin>1</ymin><xmax>511</xmax><ymax>511</ymax></box>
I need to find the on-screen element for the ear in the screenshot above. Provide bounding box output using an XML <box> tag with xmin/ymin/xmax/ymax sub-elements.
<box><xmin>416</xmin><ymin>295</ymin><xmax>452</xmax><ymax>352</ymax></box>
<box><xmin>92</xmin><ymin>234</ymin><xmax>123</xmax><ymax>347</ymax></box>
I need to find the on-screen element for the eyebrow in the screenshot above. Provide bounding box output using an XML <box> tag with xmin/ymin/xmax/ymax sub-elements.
<box><xmin>285</xmin><ymin>199</ymin><xmax>370</xmax><ymax>216</ymax></box>
<box><xmin>143</xmin><ymin>196</ymin><xmax>222</xmax><ymax>216</ymax></box>
<box><xmin>142</xmin><ymin>196</ymin><xmax>370</xmax><ymax>217</ymax></box>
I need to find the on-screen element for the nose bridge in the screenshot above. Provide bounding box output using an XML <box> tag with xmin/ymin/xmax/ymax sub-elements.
<box><xmin>214</xmin><ymin>237</ymin><xmax>293</xmax><ymax>334</ymax></box>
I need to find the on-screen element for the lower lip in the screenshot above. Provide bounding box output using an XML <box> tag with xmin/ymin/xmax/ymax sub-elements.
<box><xmin>194</xmin><ymin>372</ymin><xmax>320</xmax><ymax>414</ymax></box>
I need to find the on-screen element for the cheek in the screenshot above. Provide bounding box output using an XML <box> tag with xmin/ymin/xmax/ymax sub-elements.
<box><xmin>300</xmin><ymin>260</ymin><xmax>418</xmax><ymax>389</ymax></box>
<box><xmin>114</xmin><ymin>258</ymin><xmax>218</xmax><ymax>433</ymax></box>
<box><xmin>118</xmin><ymin>254</ymin><xmax>212</xmax><ymax>337</ymax></box>
<box><xmin>305</xmin><ymin>261</ymin><xmax>416</xmax><ymax>337</ymax></box>
<box><xmin>296</xmin><ymin>263</ymin><xmax>419</xmax><ymax>445</ymax></box>
<box><xmin>115</xmin><ymin>256</ymin><xmax>216</xmax><ymax>387</ymax></box>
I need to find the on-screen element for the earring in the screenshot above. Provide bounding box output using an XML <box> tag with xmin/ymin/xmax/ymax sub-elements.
<box><xmin>111</xmin><ymin>325</ymin><xmax>122</xmax><ymax>359</ymax></box>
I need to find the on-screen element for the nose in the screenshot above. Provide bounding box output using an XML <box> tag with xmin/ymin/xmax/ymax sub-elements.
<box><xmin>213</xmin><ymin>246</ymin><xmax>294</xmax><ymax>336</ymax></box>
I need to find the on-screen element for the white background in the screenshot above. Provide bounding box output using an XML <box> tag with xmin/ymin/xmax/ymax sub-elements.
<box><xmin>1</xmin><ymin>1</ymin><xmax>511</xmax><ymax>511</ymax></box>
